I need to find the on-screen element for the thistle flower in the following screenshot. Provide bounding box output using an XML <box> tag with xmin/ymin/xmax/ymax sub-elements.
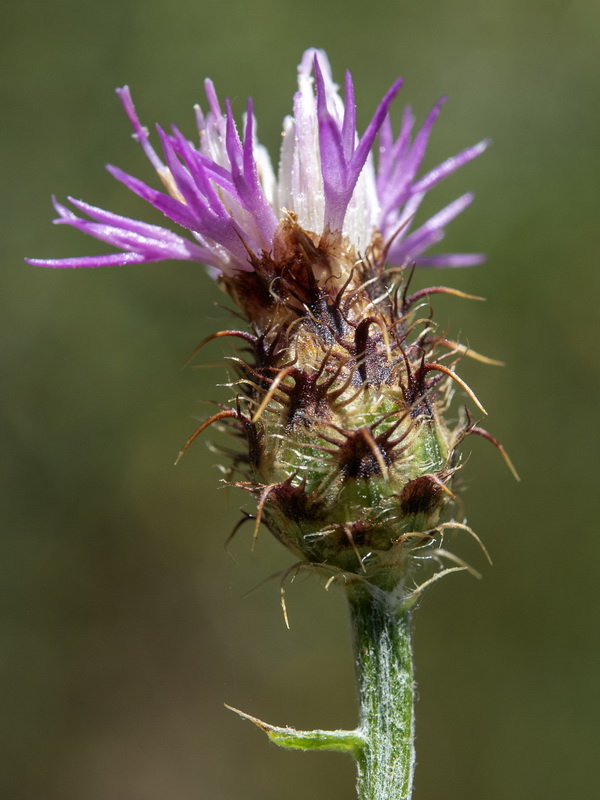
<box><xmin>28</xmin><ymin>48</ymin><xmax>495</xmax><ymax>591</ymax></box>
<box><xmin>30</xmin><ymin>49</ymin><xmax>510</xmax><ymax>800</ymax></box>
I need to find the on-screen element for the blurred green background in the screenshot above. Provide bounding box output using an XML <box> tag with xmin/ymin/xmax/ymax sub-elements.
<box><xmin>2</xmin><ymin>0</ymin><xmax>599</xmax><ymax>798</ymax></box>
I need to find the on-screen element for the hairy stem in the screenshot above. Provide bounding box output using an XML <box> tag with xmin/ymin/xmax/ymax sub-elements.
<box><xmin>347</xmin><ymin>583</ymin><xmax>415</xmax><ymax>800</ymax></box>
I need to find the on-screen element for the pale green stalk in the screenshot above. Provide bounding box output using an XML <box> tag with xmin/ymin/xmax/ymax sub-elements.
<box><xmin>348</xmin><ymin>583</ymin><xmax>415</xmax><ymax>800</ymax></box>
<box><xmin>229</xmin><ymin>581</ymin><xmax>415</xmax><ymax>800</ymax></box>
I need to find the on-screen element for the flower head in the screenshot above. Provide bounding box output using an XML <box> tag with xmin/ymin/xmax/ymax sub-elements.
<box><xmin>28</xmin><ymin>48</ymin><xmax>488</xmax><ymax>278</ymax></box>
<box><xmin>29</xmin><ymin>50</ymin><xmax>501</xmax><ymax>590</ymax></box>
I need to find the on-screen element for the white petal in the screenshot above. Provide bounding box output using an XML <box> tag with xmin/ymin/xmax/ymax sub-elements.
<box><xmin>277</xmin><ymin>97</ymin><xmax>325</xmax><ymax>234</ymax></box>
<box><xmin>342</xmin><ymin>153</ymin><xmax>380</xmax><ymax>253</ymax></box>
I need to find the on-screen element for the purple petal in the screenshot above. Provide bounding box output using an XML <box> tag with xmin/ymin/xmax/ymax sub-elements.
<box><xmin>107</xmin><ymin>164</ymin><xmax>251</xmax><ymax>264</ymax></box>
<box><xmin>313</xmin><ymin>56</ymin><xmax>346</xmax><ymax>190</ymax></box>
<box><xmin>28</xmin><ymin>195</ymin><xmax>225</xmax><ymax>268</ymax></box>
<box><xmin>377</xmin><ymin>98</ymin><xmax>445</xmax><ymax>222</ymax></box>
<box><xmin>314</xmin><ymin>52</ymin><xmax>403</xmax><ymax>232</ymax></box>
<box><xmin>377</xmin><ymin>106</ymin><xmax>414</xmax><ymax>208</ymax></box>
<box><xmin>348</xmin><ymin>77</ymin><xmax>403</xmax><ymax>190</ymax></box>
<box><xmin>411</xmin><ymin>139</ymin><xmax>490</xmax><ymax>195</ymax></box>
<box><xmin>387</xmin><ymin>193</ymin><xmax>475</xmax><ymax>264</ymax></box>
<box><xmin>378</xmin><ymin>114</ymin><xmax>394</xmax><ymax>175</ymax></box>
<box><xmin>341</xmin><ymin>71</ymin><xmax>356</xmax><ymax>159</ymax></box>
<box><xmin>203</xmin><ymin>78</ymin><xmax>223</xmax><ymax>120</ymax></box>
<box><xmin>156</xmin><ymin>125</ymin><xmax>214</xmax><ymax>219</ymax></box>
<box><xmin>415</xmin><ymin>253</ymin><xmax>486</xmax><ymax>268</ymax></box>
<box><xmin>241</xmin><ymin>99</ymin><xmax>279</xmax><ymax>243</ymax></box>
<box><xmin>116</xmin><ymin>87</ymin><xmax>164</xmax><ymax>173</ymax></box>
<box><xmin>64</xmin><ymin>196</ymin><xmax>194</xmax><ymax>244</ymax></box>
<box><xmin>26</xmin><ymin>252</ymin><xmax>151</xmax><ymax>268</ymax></box>
<box><xmin>222</xmin><ymin>99</ymin><xmax>278</xmax><ymax>248</ymax></box>
<box><xmin>169</xmin><ymin>127</ymin><xmax>236</xmax><ymax>203</ymax></box>
<box><xmin>107</xmin><ymin>164</ymin><xmax>205</xmax><ymax>232</ymax></box>
<box><xmin>402</xmin><ymin>96</ymin><xmax>447</xmax><ymax>181</ymax></box>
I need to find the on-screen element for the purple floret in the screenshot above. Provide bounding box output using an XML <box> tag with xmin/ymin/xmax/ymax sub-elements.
<box><xmin>313</xmin><ymin>57</ymin><xmax>403</xmax><ymax>232</ymax></box>
<box><xmin>27</xmin><ymin>50</ymin><xmax>488</xmax><ymax>273</ymax></box>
